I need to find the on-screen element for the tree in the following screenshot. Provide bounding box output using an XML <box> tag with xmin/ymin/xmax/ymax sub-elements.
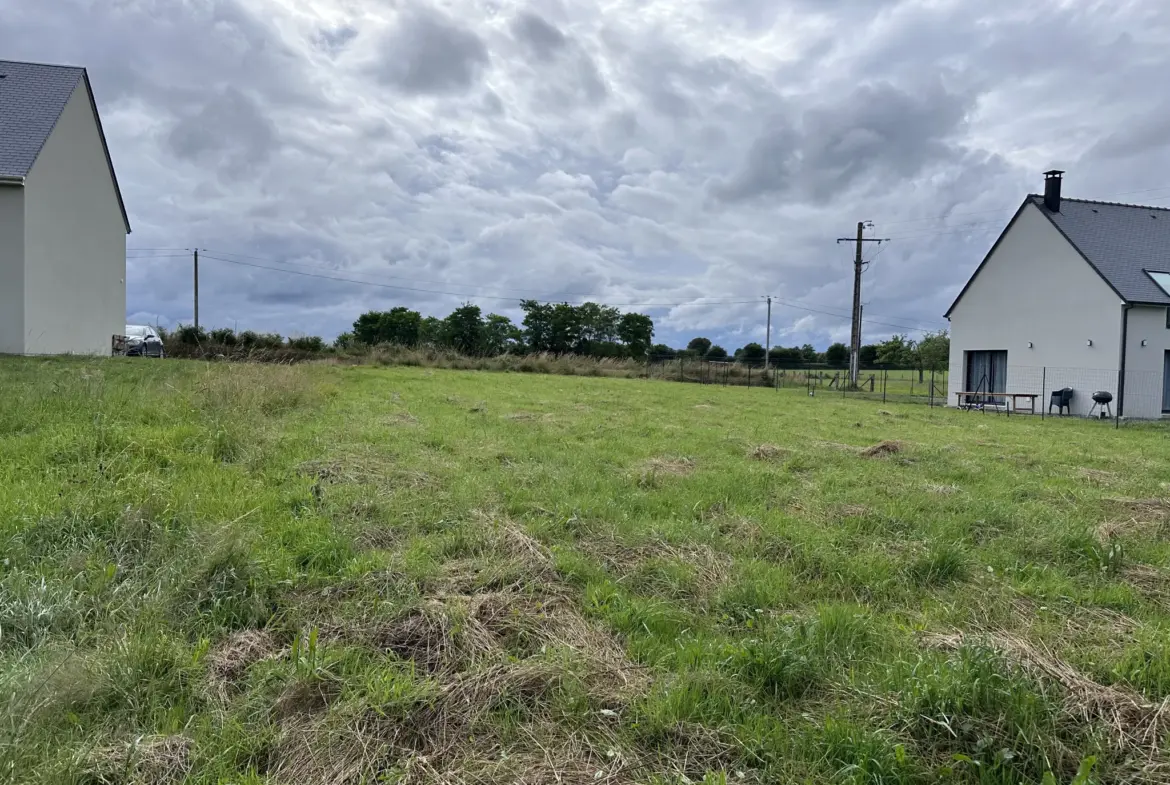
<box><xmin>618</xmin><ymin>312</ymin><xmax>654</xmax><ymax>357</ymax></box>
<box><xmin>575</xmin><ymin>302</ymin><xmax>621</xmax><ymax>354</ymax></box>
<box><xmin>352</xmin><ymin>307</ymin><xmax>422</xmax><ymax>346</ymax></box>
<box><xmin>768</xmin><ymin>346</ymin><xmax>803</xmax><ymax>365</ymax></box>
<box><xmin>859</xmin><ymin>344</ymin><xmax>879</xmax><ymax>367</ymax></box>
<box><xmin>875</xmin><ymin>334</ymin><xmax>914</xmax><ymax>367</ymax></box>
<box><xmin>914</xmin><ymin>330</ymin><xmax>950</xmax><ymax>379</ymax></box>
<box><xmin>800</xmin><ymin>343</ymin><xmax>817</xmax><ymax>363</ymax></box>
<box><xmin>483</xmin><ymin>314</ymin><xmax>524</xmax><ymax>355</ymax></box>
<box><xmin>650</xmin><ymin>343</ymin><xmax>675</xmax><ymax>359</ymax></box>
<box><xmin>687</xmin><ymin>337</ymin><xmax>712</xmax><ymax>356</ymax></box>
<box><xmin>706</xmin><ymin>345</ymin><xmax>728</xmax><ymax>360</ymax></box>
<box><xmin>442</xmin><ymin>303</ymin><xmax>485</xmax><ymax>355</ymax></box>
<box><xmin>418</xmin><ymin>316</ymin><xmax>443</xmax><ymax>346</ymax></box>
<box><xmin>521</xmin><ymin>300</ymin><xmax>582</xmax><ymax>354</ymax></box>
<box><xmin>825</xmin><ymin>342</ymin><xmax>849</xmax><ymax>367</ymax></box>
<box><xmin>739</xmin><ymin>342</ymin><xmax>766</xmax><ymax>365</ymax></box>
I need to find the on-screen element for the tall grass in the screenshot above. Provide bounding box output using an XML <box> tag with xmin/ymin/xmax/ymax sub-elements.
<box><xmin>0</xmin><ymin>356</ymin><xmax>1163</xmax><ymax>784</ymax></box>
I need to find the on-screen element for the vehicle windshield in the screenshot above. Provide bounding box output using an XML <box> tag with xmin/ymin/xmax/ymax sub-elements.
<box><xmin>125</xmin><ymin>326</ymin><xmax>151</xmax><ymax>338</ymax></box>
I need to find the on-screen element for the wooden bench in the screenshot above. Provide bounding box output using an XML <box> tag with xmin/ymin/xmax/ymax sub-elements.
<box><xmin>955</xmin><ymin>392</ymin><xmax>1038</xmax><ymax>415</ymax></box>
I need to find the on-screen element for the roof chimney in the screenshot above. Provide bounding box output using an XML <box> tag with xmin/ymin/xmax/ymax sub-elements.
<box><xmin>1043</xmin><ymin>170</ymin><xmax>1064</xmax><ymax>212</ymax></box>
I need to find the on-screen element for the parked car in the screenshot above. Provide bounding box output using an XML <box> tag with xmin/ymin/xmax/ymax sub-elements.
<box><xmin>124</xmin><ymin>325</ymin><xmax>165</xmax><ymax>358</ymax></box>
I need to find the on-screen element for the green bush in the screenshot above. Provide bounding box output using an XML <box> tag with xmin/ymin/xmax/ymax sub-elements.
<box><xmin>209</xmin><ymin>328</ymin><xmax>238</xmax><ymax>346</ymax></box>
<box><xmin>175</xmin><ymin>324</ymin><xmax>208</xmax><ymax>345</ymax></box>
<box><xmin>287</xmin><ymin>336</ymin><xmax>325</xmax><ymax>352</ymax></box>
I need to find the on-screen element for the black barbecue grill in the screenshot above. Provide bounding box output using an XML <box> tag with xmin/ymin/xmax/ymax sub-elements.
<box><xmin>1089</xmin><ymin>390</ymin><xmax>1113</xmax><ymax>419</ymax></box>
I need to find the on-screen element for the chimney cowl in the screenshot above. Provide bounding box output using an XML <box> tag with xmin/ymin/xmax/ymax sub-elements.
<box><xmin>1044</xmin><ymin>170</ymin><xmax>1064</xmax><ymax>213</ymax></box>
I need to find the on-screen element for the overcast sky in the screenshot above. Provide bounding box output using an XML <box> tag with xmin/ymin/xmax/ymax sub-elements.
<box><xmin>6</xmin><ymin>0</ymin><xmax>1170</xmax><ymax>348</ymax></box>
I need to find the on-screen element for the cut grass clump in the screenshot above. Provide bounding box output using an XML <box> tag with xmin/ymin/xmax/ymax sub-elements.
<box><xmin>749</xmin><ymin>444</ymin><xmax>789</xmax><ymax>461</ymax></box>
<box><xmin>861</xmin><ymin>440</ymin><xmax>904</xmax><ymax>458</ymax></box>
<box><xmin>907</xmin><ymin>542</ymin><xmax>970</xmax><ymax>587</ymax></box>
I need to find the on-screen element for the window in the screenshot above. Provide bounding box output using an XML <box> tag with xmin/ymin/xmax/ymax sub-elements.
<box><xmin>1148</xmin><ymin>270</ymin><xmax>1170</xmax><ymax>296</ymax></box>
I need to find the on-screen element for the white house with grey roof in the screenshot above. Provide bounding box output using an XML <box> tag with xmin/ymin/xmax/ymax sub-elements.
<box><xmin>0</xmin><ymin>59</ymin><xmax>130</xmax><ymax>356</ymax></box>
<box><xmin>947</xmin><ymin>171</ymin><xmax>1170</xmax><ymax>419</ymax></box>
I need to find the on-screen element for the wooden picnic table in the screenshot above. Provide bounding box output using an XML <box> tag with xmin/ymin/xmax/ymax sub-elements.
<box><xmin>955</xmin><ymin>392</ymin><xmax>1038</xmax><ymax>415</ymax></box>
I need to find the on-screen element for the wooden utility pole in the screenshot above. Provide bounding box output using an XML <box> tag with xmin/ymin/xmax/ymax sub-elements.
<box><xmin>764</xmin><ymin>295</ymin><xmax>772</xmax><ymax>371</ymax></box>
<box><xmin>193</xmin><ymin>248</ymin><xmax>199</xmax><ymax>330</ymax></box>
<box><xmin>837</xmin><ymin>223</ymin><xmax>887</xmax><ymax>387</ymax></box>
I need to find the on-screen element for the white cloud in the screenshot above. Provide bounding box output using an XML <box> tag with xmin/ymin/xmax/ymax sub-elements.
<box><xmin>6</xmin><ymin>0</ymin><xmax>1170</xmax><ymax>349</ymax></box>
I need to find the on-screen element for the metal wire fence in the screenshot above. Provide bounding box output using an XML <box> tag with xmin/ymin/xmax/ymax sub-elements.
<box><xmin>645</xmin><ymin>356</ymin><xmax>1167</xmax><ymax>426</ymax></box>
<box><xmin>644</xmin><ymin>357</ymin><xmax>950</xmax><ymax>405</ymax></box>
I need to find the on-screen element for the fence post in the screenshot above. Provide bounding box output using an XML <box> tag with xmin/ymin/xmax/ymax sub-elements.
<box><xmin>929</xmin><ymin>370</ymin><xmax>934</xmax><ymax>407</ymax></box>
<box><xmin>1116</xmin><ymin>368</ymin><xmax>1122</xmax><ymax>429</ymax></box>
<box><xmin>883</xmin><ymin>369</ymin><xmax>888</xmax><ymax>403</ymax></box>
<box><xmin>679</xmin><ymin>356</ymin><xmax>684</xmax><ymax>382</ymax></box>
<box><xmin>747</xmin><ymin>365</ymin><xmax>752</xmax><ymax>387</ymax></box>
<box><xmin>1041</xmin><ymin>367</ymin><xmax>1046</xmax><ymax>421</ymax></box>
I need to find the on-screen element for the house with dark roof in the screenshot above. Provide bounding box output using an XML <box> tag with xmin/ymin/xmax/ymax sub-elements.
<box><xmin>0</xmin><ymin>59</ymin><xmax>130</xmax><ymax>355</ymax></box>
<box><xmin>946</xmin><ymin>172</ymin><xmax>1170</xmax><ymax>418</ymax></box>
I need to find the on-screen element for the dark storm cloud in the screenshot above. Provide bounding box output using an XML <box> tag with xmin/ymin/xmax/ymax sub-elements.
<box><xmin>373</xmin><ymin>7</ymin><xmax>490</xmax><ymax>94</ymax></box>
<box><xmin>314</xmin><ymin>25</ymin><xmax>358</xmax><ymax>55</ymax></box>
<box><xmin>711</xmin><ymin>80</ymin><xmax>971</xmax><ymax>203</ymax></box>
<box><xmin>167</xmin><ymin>88</ymin><xmax>279</xmax><ymax>171</ymax></box>
<box><xmin>510</xmin><ymin>10</ymin><xmax>608</xmax><ymax>108</ymax></box>
<box><xmin>8</xmin><ymin>0</ymin><xmax>1170</xmax><ymax>347</ymax></box>
<box><xmin>512</xmin><ymin>11</ymin><xmax>567</xmax><ymax>60</ymax></box>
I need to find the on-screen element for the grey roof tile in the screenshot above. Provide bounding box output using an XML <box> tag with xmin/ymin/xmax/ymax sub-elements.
<box><xmin>1033</xmin><ymin>194</ymin><xmax>1170</xmax><ymax>305</ymax></box>
<box><xmin>0</xmin><ymin>60</ymin><xmax>84</xmax><ymax>178</ymax></box>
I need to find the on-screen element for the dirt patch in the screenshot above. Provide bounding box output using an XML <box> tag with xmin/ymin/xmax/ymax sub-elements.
<box><xmin>861</xmin><ymin>440</ymin><xmax>904</xmax><ymax>458</ymax></box>
<box><xmin>748</xmin><ymin>444</ymin><xmax>789</xmax><ymax>461</ymax></box>
<box><xmin>206</xmin><ymin>629</ymin><xmax>282</xmax><ymax>702</ymax></box>
<box><xmin>924</xmin><ymin>630</ymin><xmax>1170</xmax><ymax>769</ymax></box>
<box><xmin>638</xmin><ymin>456</ymin><xmax>695</xmax><ymax>477</ymax></box>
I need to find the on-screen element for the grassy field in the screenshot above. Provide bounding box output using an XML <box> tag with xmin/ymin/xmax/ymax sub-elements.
<box><xmin>1</xmin><ymin>357</ymin><xmax>1168</xmax><ymax>785</ymax></box>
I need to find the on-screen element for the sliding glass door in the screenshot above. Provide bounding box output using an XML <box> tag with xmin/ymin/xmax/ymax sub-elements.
<box><xmin>965</xmin><ymin>350</ymin><xmax>1007</xmax><ymax>405</ymax></box>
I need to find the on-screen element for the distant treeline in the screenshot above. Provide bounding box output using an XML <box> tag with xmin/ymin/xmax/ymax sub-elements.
<box><xmin>161</xmin><ymin>301</ymin><xmax>947</xmax><ymax>369</ymax></box>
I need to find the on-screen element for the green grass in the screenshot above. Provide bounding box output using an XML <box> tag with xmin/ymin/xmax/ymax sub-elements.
<box><xmin>1</xmin><ymin>356</ymin><xmax>1168</xmax><ymax>784</ymax></box>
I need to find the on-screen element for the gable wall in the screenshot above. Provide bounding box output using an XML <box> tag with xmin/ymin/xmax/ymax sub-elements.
<box><xmin>0</xmin><ymin>186</ymin><xmax>24</xmax><ymax>353</ymax></box>
<box><xmin>22</xmin><ymin>78</ymin><xmax>125</xmax><ymax>355</ymax></box>
<box><xmin>947</xmin><ymin>202</ymin><xmax>1124</xmax><ymax>415</ymax></box>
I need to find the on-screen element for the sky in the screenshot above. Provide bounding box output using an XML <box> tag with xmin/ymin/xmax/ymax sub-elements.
<box><xmin>6</xmin><ymin>0</ymin><xmax>1170</xmax><ymax>350</ymax></box>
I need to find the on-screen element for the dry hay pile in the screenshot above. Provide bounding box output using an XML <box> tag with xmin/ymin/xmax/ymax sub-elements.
<box><xmin>259</xmin><ymin>520</ymin><xmax>732</xmax><ymax>785</ymax></box>
<box><xmin>206</xmin><ymin>628</ymin><xmax>283</xmax><ymax>703</ymax></box>
<box><xmin>860</xmin><ymin>440</ymin><xmax>904</xmax><ymax>458</ymax></box>
<box><xmin>748</xmin><ymin>444</ymin><xmax>788</xmax><ymax>461</ymax></box>
<box><xmin>89</xmin><ymin>734</ymin><xmax>192</xmax><ymax>785</ymax></box>
<box><xmin>924</xmin><ymin>631</ymin><xmax>1170</xmax><ymax>779</ymax></box>
<box><xmin>637</xmin><ymin>456</ymin><xmax>695</xmax><ymax>476</ymax></box>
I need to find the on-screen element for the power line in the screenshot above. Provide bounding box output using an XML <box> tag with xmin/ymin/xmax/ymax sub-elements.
<box><xmin>196</xmin><ymin>253</ymin><xmax>938</xmax><ymax>331</ymax></box>
<box><xmin>202</xmin><ymin>246</ymin><xmax>942</xmax><ymax>327</ymax></box>
<box><xmin>202</xmin><ymin>247</ymin><xmax>749</xmax><ymax>303</ymax></box>
<box><xmin>198</xmin><ymin>253</ymin><xmax>758</xmax><ymax>308</ymax></box>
